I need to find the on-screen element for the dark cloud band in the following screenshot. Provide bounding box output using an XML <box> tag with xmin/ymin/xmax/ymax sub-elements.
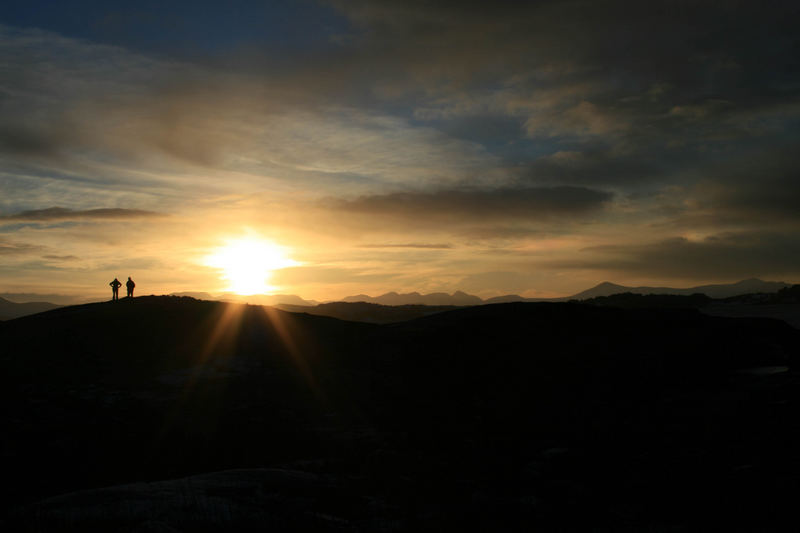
<box><xmin>557</xmin><ymin>232</ymin><xmax>800</xmax><ymax>280</ymax></box>
<box><xmin>331</xmin><ymin>186</ymin><xmax>612</xmax><ymax>220</ymax></box>
<box><xmin>360</xmin><ymin>243</ymin><xmax>453</xmax><ymax>249</ymax></box>
<box><xmin>0</xmin><ymin>207</ymin><xmax>163</xmax><ymax>221</ymax></box>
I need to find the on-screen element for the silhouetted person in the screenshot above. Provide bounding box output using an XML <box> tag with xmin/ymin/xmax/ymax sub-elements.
<box><xmin>110</xmin><ymin>278</ymin><xmax>122</xmax><ymax>301</ymax></box>
<box><xmin>126</xmin><ymin>277</ymin><xmax>135</xmax><ymax>298</ymax></box>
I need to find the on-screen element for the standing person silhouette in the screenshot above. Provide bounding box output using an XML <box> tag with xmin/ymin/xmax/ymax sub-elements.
<box><xmin>126</xmin><ymin>277</ymin><xmax>135</xmax><ymax>298</ymax></box>
<box><xmin>110</xmin><ymin>278</ymin><xmax>122</xmax><ymax>301</ymax></box>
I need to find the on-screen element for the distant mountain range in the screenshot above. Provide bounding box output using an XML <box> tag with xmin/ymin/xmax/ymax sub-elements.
<box><xmin>341</xmin><ymin>290</ymin><xmax>483</xmax><ymax>306</ymax></box>
<box><xmin>568</xmin><ymin>278</ymin><xmax>791</xmax><ymax>300</ymax></box>
<box><xmin>0</xmin><ymin>296</ymin><xmax>60</xmax><ymax>321</ymax></box>
<box><xmin>340</xmin><ymin>290</ymin><xmax>537</xmax><ymax>306</ymax></box>
<box><xmin>339</xmin><ymin>278</ymin><xmax>791</xmax><ymax>306</ymax></box>
<box><xmin>0</xmin><ymin>293</ymin><xmax>83</xmax><ymax>306</ymax></box>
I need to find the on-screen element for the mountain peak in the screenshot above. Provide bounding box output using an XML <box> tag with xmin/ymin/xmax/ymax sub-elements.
<box><xmin>734</xmin><ymin>277</ymin><xmax>765</xmax><ymax>285</ymax></box>
<box><xmin>595</xmin><ymin>281</ymin><xmax>625</xmax><ymax>288</ymax></box>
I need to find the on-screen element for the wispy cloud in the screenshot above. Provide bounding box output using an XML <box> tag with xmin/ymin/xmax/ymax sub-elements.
<box><xmin>0</xmin><ymin>237</ymin><xmax>42</xmax><ymax>255</ymax></box>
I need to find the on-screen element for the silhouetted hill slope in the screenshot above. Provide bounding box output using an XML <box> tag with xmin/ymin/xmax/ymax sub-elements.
<box><xmin>169</xmin><ymin>291</ymin><xmax>216</xmax><ymax>300</ymax></box>
<box><xmin>575</xmin><ymin>290</ymin><xmax>800</xmax><ymax>329</ymax></box>
<box><xmin>579</xmin><ymin>286</ymin><xmax>800</xmax><ymax>309</ymax></box>
<box><xmin>580</xmin><ymin>292</ymin><xmax>713</xmax><ymax>309</ymax></box>
<box><xmin>0</xmin><ymin>296</ymin><xmax>60</xmax><ymax>320</ymax></box>
<box><xmin>2</xmin><ymin>296</ymin><xmax>799</xmax><ymax>530</ymax></box>
<box><xmin>699</xmin><ymin>284</ymin><xmax>800</xmax><ymax>329</ymax></box>
<box><xmin>276</xmin><ymin>301</ymin><xmax>460</xmax><ymax>324</ymax></box>
<box><xmin>773</xmin><ymin>284</ymin><xmax>800</xmax><ymax>303</ymax></box>
<box><xmin>483</xmin><ymin>294</ymin><xmax>545</xmax><ymax>304</ymax></box>
<box><xmin>720</xmin><ymin>283</ymin><xmax>800</xmax><ymax>304</ymax></box>
<box><xmin>170</xmin><ymin>292</ymin><xmax>319</xmax><ymax>306</ymax></box>
<box><xmin>572</xmin><ymin>277</ymin><xmax>790</xmax><ymax>299</ymax></box>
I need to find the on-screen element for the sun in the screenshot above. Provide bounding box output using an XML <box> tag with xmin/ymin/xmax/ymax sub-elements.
<box><xmin>204</xmin><ymin>238</ymin><xmax>299</xmax><ymax>295</ymax></box>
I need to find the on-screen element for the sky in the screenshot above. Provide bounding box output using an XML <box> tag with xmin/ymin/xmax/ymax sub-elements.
<box><xmin>1</xmin><ymin>0</ymin><xmax>799</xmax><ymax>302</ymax></box>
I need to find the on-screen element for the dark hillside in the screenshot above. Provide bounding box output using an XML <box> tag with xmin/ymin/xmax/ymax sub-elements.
<box><xmin>578</xmin><ymin>291</ymin><xmax>712</xmax><ymax>309</ymax></box>
<box><xmin>276</xmin><ymin>301</ymin><xmax>460</xmax><ymax>323</ymax></box>
<box><xmin>576</xmin><ymin>289</ymin><xmax>800</xmax><ymax>329</ymax></box>
<box><xmin>1</xmin><ymin>297</ymin><xmax>799</xmax><ymax>531</ymax></box>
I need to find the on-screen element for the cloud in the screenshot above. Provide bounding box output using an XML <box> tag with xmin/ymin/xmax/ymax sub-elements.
<box><xmin>360</xmin><ymin>243</ymin><xmax>452</xmax><ymax>249</ymax></box>
<box><xmin>556</xmin><ymin>232</ymin><xmax>800</xmax><ymax>280</ymax></box>
<box><xmin>270</xmin><ymin>265</ymin><xmax>398</xmax><ymax>286</ymax></box>
<box><xmin>456</xmin><ymin>270</ymin><xmax>536</xmax><ymax>295</ymax></box>
<box><xmin>326</xmin><ymin>0</ymin><xmax>800</xmax><ymax>182</ymax></box>
<box><xmin>0</xmin><ymin>237</ymin><xmax>42</xmax><ymax>255</ymax></box>
<box><xmin>0</xmin><ymin>23</ymin><xmax>513</xmax><ymax>208</ymax></box>
<box><xmin>525</xmin><ymin>101</ymin><xmax>630</xmax><ymax>138</ymax></box>
<box><xmin>1</xmin><ymin>3</ymin><xmax>799</xmax><ymax>298</ymax></box>
<box><xmin>669</xmin><ymin>99</ymin><xmax>735</xmax><ymax>121</ymax></box>
<box><xmin>0</xmin><ymin>207</ymin><xmax>162</xmax><ymax>221</ymax></box>
<box><xmin>700</xmin><ymin>147</ymin><xmax>800</xmax><ymax>219</ymax></box>
<box><xmin>636</xmin><ymin>145</ymin><xmax>800</xmax><ymax>232</ymax></box>
<box><xmin>243</xmin><ymin>111</ymin><xmax>500</xmax><ymax>188</ymax></box>
<box><xmin>329</xmin><ymin>186</ymin><xmax>612</xmax><ymax>222</ymax></box>
<box><xmin>522</xmin><ymin>149</ymin><xmax>669</xmax><ymax>186</ymax></box>
<box><xmin>0</xmin><ymin>126</ymin><xmax>66</xmax><ymax>158</ymax></box>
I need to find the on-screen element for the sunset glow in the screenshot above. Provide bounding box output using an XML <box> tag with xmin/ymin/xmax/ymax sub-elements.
<box><xmin>0</xmin><ymin>2</ymin><xmax>798</xmax><ymax>303</ymax></box>
<box><xmin>204</xmin><ymin>238</ymin><xmax>300</xmax><ymax>295</ymax></box>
